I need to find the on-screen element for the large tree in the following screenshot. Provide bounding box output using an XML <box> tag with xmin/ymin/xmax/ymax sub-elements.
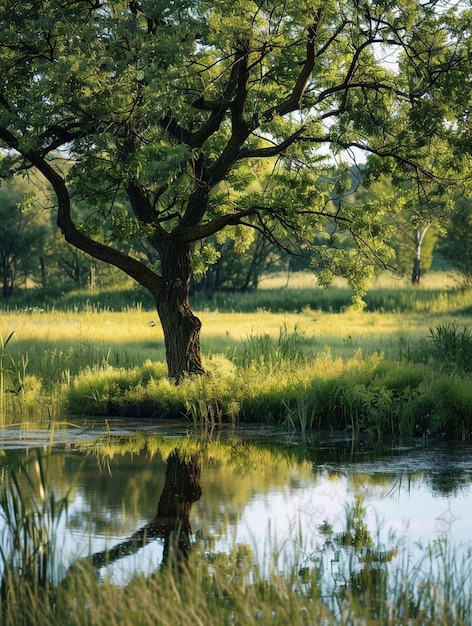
<box><xmin>0</xmin><ymin>0</ymin><xmax>467</xmax><ymax>379</ymax></box>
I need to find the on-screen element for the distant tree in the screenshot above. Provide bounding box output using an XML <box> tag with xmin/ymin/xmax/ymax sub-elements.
<box><xmin>0</xmin><ymin>177</ymin><xmax>133</xmax><ymax>294</ymax></box>
<box><xmin>396</xmin><ymin>224</ymin><xmax>438</xmax><ymax>284</ymax></box>
<box><xmin>194</xmin><ymin>232</ymin><xmax>285</xmax><ymax>293</ymax></box>
<box><xmin>440</xmin><ymin>197</ymin><xmax>472</xmax><ymax>286</ymax></box>
<box><xmin>0</xmin><ymin>181</ymin><xmax>47</xmax><ymax>297</ymax></box>
<box><xmin>0</xmin><ymin>1</ymin><xmax>468</xmax><ymax>379</ymax></box>
<box><xmin>44</xmin><ymin>226</ymin><xmax>133</xmax><ymax>292</ymax></box>
<box><xmin>353</xmin><ymin>168</ymin><xmax>445</xmax><ymax>284</ymax></box>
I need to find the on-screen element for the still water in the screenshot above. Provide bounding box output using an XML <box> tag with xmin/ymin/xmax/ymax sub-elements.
<box><xmin>1</xmin><ymin>424</ymin><xmax>472</xmax><ymax>590</ymax></box>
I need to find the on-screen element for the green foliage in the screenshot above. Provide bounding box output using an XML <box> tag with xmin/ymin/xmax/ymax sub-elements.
<box><xmin>357</xmin><ymin>160</ymin><xmax>451</xmax><ymax>284</ymax></box>
<box><xmin>0</xmin><ymin>0</ymin><xmax>468</xmax><ymax>378</ymax></box>
<box><xmin>0</xmin><ymin>331</ymin><xmax>17</xmax><ymax>407</ymax></box>
<box><xmin>424</xmin><ymin>323</ymin><xmax>472</xmax><ymax>374</ymax></box>
<box><xmin>0</xmin><ymin>177</ymin><xmax>131</xmax><ymax>295</ymax></box>
<box><xmin>0</xmin><ymin>179</ymin><xmax>48</xmax><ymax>297</ymax></box>
<box><xmin>426</xmin><ymin>375</ymin><xmax>472</xmax><ymax>440</ymax></box>
<box><xmin>440</xmin><ymin>198</ymin><xmax>472</xmax><ymax>287</ymax></box>
<box><xmin>192</xmin><ymin>232</ymin><xmax>281</xmax><ymax>293</ymax></box>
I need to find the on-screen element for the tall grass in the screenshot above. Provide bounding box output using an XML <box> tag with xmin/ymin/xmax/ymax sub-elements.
<box><xmin>0</xmin><ymin>331</ymin><xmax>16</xmax><ymax>413</ymax></box>
<box><xmin>61</xmin><ymin>340</ymin><xmax>471</xmax><ymax>440</ymax></box>
<box><xmin>0</xmin><ymin>451</ymin><xmax>72</xmax><ymax>615</ymax></box>
<box><xmin>424</xmin><ymin>323</ymin><xmax>472</xmax><ymax>373</ymax></box>
<box><xmin>0</xmin><ymin>331</ymin><xmax>43</xmax><ymax>421</ymax></box>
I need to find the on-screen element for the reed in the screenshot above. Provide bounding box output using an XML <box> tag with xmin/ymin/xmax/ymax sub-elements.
<box><xmin>0</xmin><ymin>331</ymin><xmax>15</xmax><ymax>413</ymax></box>
<box><xmin>0</xmin><ymin>450</ymin><xmax>72</xmax><ymax>617</ymax></box>
<box><xmin>424</xmin><ymin>323</ymin><xmax>472</xmax><ymax>373</ymax></box>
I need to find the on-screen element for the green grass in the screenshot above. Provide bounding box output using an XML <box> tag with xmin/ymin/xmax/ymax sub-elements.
<box><xmin>4</xmin><ymin>530</ymin><xmax>471</xmax><ymax>626</ymax></box>
<box><xmin>60</xmin><ymin>347</ymin><xmax>472</xmax><ymax>439</ymax></box>
<box><xmin>191</xmin><ymin>271</ymin><xmax>472</xmax><ymax>314</ymax></box>
<box><xmin>0</xmin><ymin>272</ymin><xmax>471</xmax><ymax>438</ymax></box>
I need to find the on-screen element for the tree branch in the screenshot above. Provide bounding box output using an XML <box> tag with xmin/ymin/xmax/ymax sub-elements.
<box><xmin>237</xmin><ymin>126</ymin><xmax>306</xmax><ymax>160</ymax></box>
<box><xmin>180</xmin><ymin>207</ymin><xmax>258</xmax><ymax>242</ymax></box>
<box><xmin>262</xmin><ymin>10</ymin><xmax>323</xmax><ymax>121</ymax></box>
<box><xmin>0</xmin><ymin>126</ymin><xmax>162</xmax><ymax>295</ymax></box>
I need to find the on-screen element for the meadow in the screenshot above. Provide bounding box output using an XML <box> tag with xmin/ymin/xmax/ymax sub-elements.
<box><xmin>1</xmin><ymin>271</ymin><xmax>472</xmax><ymax>439</ymax></box>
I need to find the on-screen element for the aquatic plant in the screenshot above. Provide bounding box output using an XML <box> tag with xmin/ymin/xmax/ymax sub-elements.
<box><xmin>0</xmin><ymin>448</ymin><xmax>471</xmax><ymax>625</ymax></box>
<box><xmin>0</xmin><ymin>451</ymin><xmax>72</xmax><ymax>613</ymax></box>
<box><xmin>0</xmin><ymin>332</ymin><xmax>20</xmax><ymax>413</ymax></box>
<box><xmin>425</xmin><ymin>323</ymin><xmax>472</xmax><ymax>373</ymax></box>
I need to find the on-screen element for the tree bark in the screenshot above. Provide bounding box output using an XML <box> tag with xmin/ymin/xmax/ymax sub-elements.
<box><xmin>157</xmin><ymin>238</ymin><xmax>205</xmax><ymax>381</ymax></box>
<box><xmin>411</xmin><ymin>228</ymin><xmax>425</xmax><ymax>285</ymax></box>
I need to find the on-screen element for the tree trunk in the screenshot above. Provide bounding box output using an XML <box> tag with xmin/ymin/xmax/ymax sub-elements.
<box><xmin>9</xmin><ymin>149</ymin><xmax>204</xmax><ymax>380</ymax></box>
<box><xmin>157</xmin><ymin>239</ymin><xmax>205</xmax><ymax>381</ymax></box>
<box><xmin>74</xmin><ymin>449</ymin><xmax>202</xmax><ymax>574</ymax></box>
<box><xmin>2</xmin><ymin>257</ymin><xmax>13</xmax><ymax>298</ymax></box>
<box><xmin>155</xmin><ymin>449</ymin><xmax>202</xmax><ymax>567</ymax></box>
<box><xmin>411</xmin><ymin>227</ymin><xmax>427</xmax><ymax>285</ymax></box>
<box><xmin>2</xmin><ymin>256</ymin><xmax>7</xmax><ymax>298</ymax></box>
<box><xmin>39</xmin><ymin>255</ymin><xmax>47</xmax><ymax>288</ymax></box>
<box><xmin>411</xmin><ymin>255</ymin><xmax>421</xmax><ymax>284</ymax></box>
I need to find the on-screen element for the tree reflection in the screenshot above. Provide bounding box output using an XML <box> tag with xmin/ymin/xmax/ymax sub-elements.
<box><xmin>85</xmin><ymin>449</ymin><xmax>202</xmax><ymax>573</ymax></box>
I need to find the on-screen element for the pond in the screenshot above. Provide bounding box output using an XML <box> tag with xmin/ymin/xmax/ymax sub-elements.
<box><xmin>1</xmin><ymin>422</ymin><xmax>472</xmax><ymax>621</ymax></box>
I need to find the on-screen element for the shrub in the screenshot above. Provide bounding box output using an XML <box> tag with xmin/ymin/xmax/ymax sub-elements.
<box><xmin>424</xmin><ymin>323</ymin><xmax>472</xmax><ymax>373</ymax></box>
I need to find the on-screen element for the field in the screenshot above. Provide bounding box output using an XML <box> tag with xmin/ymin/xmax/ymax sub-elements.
<box><xmin>1</xmin><ymin>271</ymin><xmax>472</xmax><ymax>438</ymax></box>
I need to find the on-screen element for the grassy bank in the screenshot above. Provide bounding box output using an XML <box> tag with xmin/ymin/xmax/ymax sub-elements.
<box><xmin>0</xmin><ymin>273</ymin><xmax>471</xmax><ymax>439</ymax></box>
<box><xmin>62</xmin><ymin>341</ymin><xmax>472</xmax><ymax>440</ymax></box>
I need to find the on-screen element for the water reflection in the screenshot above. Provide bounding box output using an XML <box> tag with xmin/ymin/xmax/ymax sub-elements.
<box><xmin>1</xmin><ymin>431</ymin><xmax>472</xmax><ymax>589</ymax></box>
<box><xmin>81</xmin><ymin>449</ymin><xmax>202</xmax><ymax>572</ymax></box>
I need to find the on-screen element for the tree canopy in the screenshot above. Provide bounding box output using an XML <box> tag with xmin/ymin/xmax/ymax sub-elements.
<box><xmin>0</xmin><ymin>0</ymin><xmax>470</xmax><ymax>379</ymax></box>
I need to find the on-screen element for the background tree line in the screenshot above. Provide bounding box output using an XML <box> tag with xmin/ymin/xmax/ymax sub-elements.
<box><xmin>1</xmin><ymin>164</ymin><xmax>470</xmax><ymax>299</ymax></box>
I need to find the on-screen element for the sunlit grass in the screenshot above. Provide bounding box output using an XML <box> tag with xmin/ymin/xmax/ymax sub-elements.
<box><xmin>3</xmin><ymin>305</ymin><xmax>470</xmax><ymax>378</ymax></box>
<box><xmin>3</xmin><ymin>271</ymin><xmax>471</xmax><ymax>352</ymax></box>
<box><xmin>259</xmin><ymin>269</ymin><xmax>463</xmax><ymax>290</ymax></box>
<box><xmin>200</xmin><ymin>308</ymin><xmax>459</xmax><ymax>360</ymax></box>
<box><xmin>192</xmin><ymin>270</ymin><xmax>472</xmax><ymax>314</ymax></box>
<box><xmin>1</xmin><ymin>312</ymin><xmax>465</xmax><ymax>365</ymax></box>
<box><xmin>0</xmin><ymin>272</ymin><xmax>471</xmax><ymax>436</ymax></box>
